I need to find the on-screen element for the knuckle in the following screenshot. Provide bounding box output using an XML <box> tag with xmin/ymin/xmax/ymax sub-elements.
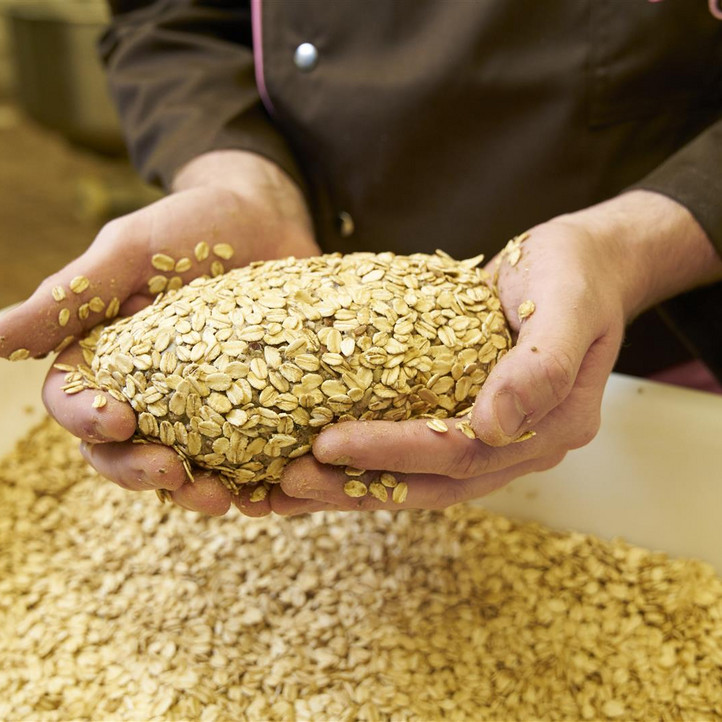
<box><xmin>426</xmin><ymin>481</ymin><xmax>470</xmax><ymax>510</ymax></box>
<box><xmin>540</xmin><ymin>346</ymin><xmax>577</xmax><ymax>406</ymax></box>
<box><xmin>97</xmin><ymin>216</ymin><xmax>142</xmax><ymax>255</ymax></box>
<box><xmin>568</xmin><ymin>413</ymin><xmax>600</xmax><ymax>450</ymax></box>
<box><xmin>450</xmin><ymin>442</ymin><xmax>489</xmax><ymax>479</ymax></box>
<box><xmin>95</xmin><ymin>217</ymin><xmax>124</xmax><ymax>247</ymax></box>
<box><xmin>534</xmin><ymin>451</ymin><xmax>567</xmax><ymax>473</ymax></box>
<box><xmin>37</xmin><ymin>270</ymin><xmax>66</xmax><ymax>297</ymax></box>
<box><xmin>99</xmin><ymin>215</ymin><xmax>128</xmax><ymax>241</ymax></box>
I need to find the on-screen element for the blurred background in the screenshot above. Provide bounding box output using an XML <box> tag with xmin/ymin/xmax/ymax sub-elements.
<box><xmin>0</xmin><ymin>0</ymin><xmax>161</xmax><ymax>308</ymax></box>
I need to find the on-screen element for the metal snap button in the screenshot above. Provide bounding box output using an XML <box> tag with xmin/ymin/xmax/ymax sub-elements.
<box><xmin>294</xmin><ymin>43</ymin><xmax>319</xmax><ymax>72</ymax></box>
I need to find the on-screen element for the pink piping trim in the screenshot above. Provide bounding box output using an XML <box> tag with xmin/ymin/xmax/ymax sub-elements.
<box><xmin>251</xmin><ymin>0</ymin><xmax>277</xmax><ymax>115</ymax></box>
<box><xmin>648</xmin><ymin>360</ymin><xmax>722</xmax><ymax>395</ymax></box>
<box><xmin>649</xmin><ymin>0</ymin><xmax>722</xmax><ymax>18</ymax></box>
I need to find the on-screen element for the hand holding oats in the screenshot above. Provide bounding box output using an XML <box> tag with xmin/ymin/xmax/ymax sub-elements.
<box><xmin>0</xmin><ymin>151</ymin><xmax>318</xmax><ymax>514</ymax></box>
<box><xmin>86</xmin><ymin>248</ymin><xmax>510</xmax><ymax>511</ymax></box>
<box><xmin>276</xmin><ymin>191</ymin><xmax>722</xmax><ymax>515</ymax></box>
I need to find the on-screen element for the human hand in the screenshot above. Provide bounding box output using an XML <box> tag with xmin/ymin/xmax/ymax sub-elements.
<box><xmin>0</xmin><ymin>151</ymin><xmax>319</xmax><ymax>515</ymax></box>
<box><xmin>272</xmin><ymin>190</ymin><xmax>722</xmax><ymax>515</ymax></box>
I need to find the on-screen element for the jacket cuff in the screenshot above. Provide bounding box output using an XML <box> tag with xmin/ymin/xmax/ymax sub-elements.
<box><xmin>99</xmin><ymin>1</ymin><xmax>309</xmax><ymax>199</ymax></box>
<box><xmin>143</xmin><ymin>105</ymin><xmax>310</xmax><ymax>201</ymax></box>
<box><xmin>629</xmin><ymin>120</ymin><xmax>722</xmax><ymax>259</ymax></box>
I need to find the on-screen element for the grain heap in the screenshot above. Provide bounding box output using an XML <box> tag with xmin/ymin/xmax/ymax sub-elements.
<box><xmin>1</xmin><ymin>418</ymin><xmax>722</xmax><ymax>721</ymax></box>
<box><xmin>86</xmin><ymin>251</ymin><xmax>511</xmax><ymax>494</ymax></box>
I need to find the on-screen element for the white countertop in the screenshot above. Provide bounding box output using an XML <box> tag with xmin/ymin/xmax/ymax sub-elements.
<box><xmin>482</xmin><ymin>374</ymin><xmax>722</xmax><ymax>572</ymax></box>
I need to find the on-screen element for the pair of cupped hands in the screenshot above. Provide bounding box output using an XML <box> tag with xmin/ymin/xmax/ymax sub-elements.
<box><xmin>1</xmin><ymin>151</ymin><xmax>717</xmax><ymax>516</ymax></box>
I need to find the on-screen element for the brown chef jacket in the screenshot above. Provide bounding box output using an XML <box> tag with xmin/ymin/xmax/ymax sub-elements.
<box><xmin>102</xmin><ymin>0</ymin><xmax>722</xmax><ymax>379</ymax></box>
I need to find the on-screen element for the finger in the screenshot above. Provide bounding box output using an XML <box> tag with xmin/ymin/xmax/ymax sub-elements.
<box><xmin>472</xmin><ymin>322</ymin><xmax>623</xmax><ymax>448</ymax></box>
<box><xmin>470</xmin><ymin>274</ymin><xmax>605</xmax><ymax>446</ymax></box>
<box><xmin>280</xmin><ymin>457</ymin><xmax>391</xmax><ymax>509</ymax></box>
<box><xmin>170</xmin><ymin>472</ymin><xmax>233</xmax><ymax>516</ymax></box>
<box><xmin>312</xmin><ymin>417</ymin><xmax>540</xmax><ymax>478</ymax></box>
<box><xmin>235</xmin><ymin>484</ymin><xmax>335</xmax><ymax>517</ymax></box>
<box><xmin>281</xmin><ymin>456</ymin><xmax>470</xmax><ymax>510</ymax></box>
<box><xmin>43</xmin><ymin>345</ymin><xmax>137</xmax><ymax>443</ymax></box>
<box><xmin>268</xmin><ymin>484</ymin><xmax>338</xmax><ymax>516</ymax></box>
<box><xmin>79</xmin><ymin>439</ymin><xmax>187</xmax><ymax>491</ymax></box>
<box><xmin>232</xmin><ymin>484</ymin><xmax>272</xmax><ymax>517</ymax></box>
<box><xmin>282</xmin><ymin>452</ymin><xmax>566</xmax><ymax>511</ymax></box>
<box><xmin>0</xmin><ymin>231</ymin><xmax>143</xmax><ymax>361</ymax></box>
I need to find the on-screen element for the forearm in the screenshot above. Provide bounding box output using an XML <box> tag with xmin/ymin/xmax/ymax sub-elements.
<box><xmin>558</xmin><ymin>190</ymin><xmax>722</xmax><ymax>321</ymax></box>
<box><xmin>172</xmin><ymin>150</ymin><xmax>313</xmax><ymax>235</ymax></box>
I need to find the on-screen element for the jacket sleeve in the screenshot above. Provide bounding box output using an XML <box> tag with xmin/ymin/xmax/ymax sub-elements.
<box><xmin>630</xmin><ymin>117</ymin><xmax>722</xmax><ymax>380</ymax></box>
<box><xmin>631</xmin><ymin>118</ymin><xmax>722</xmax><ymax>258</ymax></box>
<box><xmin>100</xmin><ymin>0</ymin><xmax>306</xmax><ymax>192</ymax></box>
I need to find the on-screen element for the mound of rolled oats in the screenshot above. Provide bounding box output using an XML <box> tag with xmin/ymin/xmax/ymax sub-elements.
<box><xmin>88</xmin><ymin>251</ymin><xmax>512</xmax><ymax>493</ymax></box>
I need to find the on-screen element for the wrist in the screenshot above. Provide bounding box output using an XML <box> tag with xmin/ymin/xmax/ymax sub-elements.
<box><xmin>172</xmin><ymin>150</ymin><xmax>314</xmax><ymax>234</ymax></box>
<box><xmin>559</xmin><ymin>190</ymin><xmax>722</xmax><ymax>320</ymax></box>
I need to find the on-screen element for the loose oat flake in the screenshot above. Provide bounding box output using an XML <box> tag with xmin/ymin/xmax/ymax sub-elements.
<box><xmin>426</xmin><ymin>418</ymin><xmax>449</xmax><ymax>433</ymax></box>
<box><xmin>69</xmin><ymin>276</ymin><xmax>90</xmax><ymax>295</ymax></box>
<box><xmin>151</xmin><ymin>253</ymin><xmax>176</xmax><ymax>272</ymax></box>
<box><xmin>92</xmin><ymin>394</ymin><xmax>107</xmax><ymax>409</ymax></box>
<box><xmin>212</xmin><ymin>243</ymin><xmax>235</xmax><ymax>260</ymax></box>
<box><xmin>518</xmin><ymin>299</ymin><xmax>536</xmax><ymax>322</ymax></box>
<box><xmin>175</xmin><ymin>258</ymin><xmax>193</xmax><ymax>274</ymax></box>
<box><xmin>194</xmin><ymin>242</ymin><xmax>210</xmax><ymax>262</ymax></box>
<box><xmin>456</xmin><ymin>420</ymin><xmax>477</xmax><ymax>439</ymax></box>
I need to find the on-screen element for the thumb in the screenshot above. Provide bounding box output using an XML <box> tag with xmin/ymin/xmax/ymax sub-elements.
<box><xmin>0</xmin><ymin>232</ymin><xmax>144</xmax><ymax>360</ymax></box>
<box><xmin>470</xmin><ymin>298</ymin><xmax>595</xmax><ymax>446</ymax></box>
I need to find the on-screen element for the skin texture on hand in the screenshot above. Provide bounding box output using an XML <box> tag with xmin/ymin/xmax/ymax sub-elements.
<box><xmin>273</xmin><ymin>190</ymin><xmax>722</xmax><ymax>516</ymax></box>
<box><xmin>0</xmin><ymin>151</ymin><xmax>320</xmax><ymax>515</ymax></box>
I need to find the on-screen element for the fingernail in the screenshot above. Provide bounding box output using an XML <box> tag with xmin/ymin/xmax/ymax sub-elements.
<box><xmin>494</xmin><ymin>391</ymin><xmax>526</xmax><ymax>437</ymax></box>
<box><xmin>84</xmin><ymin>419</ymin><xmax>111</xmax><ymax>443</ymax></box>
<box><xmin>329</xmin><ymin>455</ymin><xmax>352</xmax><ymax>466</ymax></box>
<box><xmin>172</xmin><ymin>496</ymin><xmax>194</xmax><ymax>511</ymax></box>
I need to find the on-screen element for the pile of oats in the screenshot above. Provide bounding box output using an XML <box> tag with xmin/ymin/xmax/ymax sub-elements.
<box><xmin>86</xmin><ymin>251</ymin><xmax>511</xmax><ymax>494</ymax></box>
<box><xmin>1</xmin><ymin>418</ymin><xmax>721</xmax><ymax>721</ymax></box>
